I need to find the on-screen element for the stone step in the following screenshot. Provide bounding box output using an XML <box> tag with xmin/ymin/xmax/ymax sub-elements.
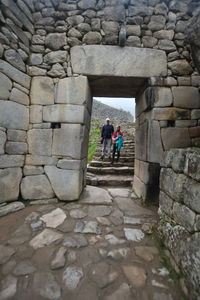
<box><xmin>87</xmin><ymin>166</ymin><xmax>134</xmax><ymax>175</ymax></box>
<box><xmin>90</xmin><ymin>161</ymin><xmax>134</xmax><ymax>168</ymax></box>
<box><xmin>94</xmin><ymin>152</ymin><xmax>135</xmax><ymax>157</ymax></box>
<box><xmin>86</xmin><ymin>173</ymin><xmax>133</xmax><ymax>187</ymax></box>
<box><xmin>93</xmin><ymin>156</ymin><xmax>135</xmax><ymax>163</ymax></box>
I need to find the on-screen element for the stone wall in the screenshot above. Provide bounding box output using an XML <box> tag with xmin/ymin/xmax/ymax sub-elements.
<box><xmin>159</xmin><ymin>148</ymin><xmax>200</xmax><ymax>298</ymax></box>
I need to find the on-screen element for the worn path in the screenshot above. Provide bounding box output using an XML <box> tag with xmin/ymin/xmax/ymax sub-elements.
<box><xmin>0</xmin><ymin>186</ymin><xmax>184</xmax><ymax>300</ymax></box>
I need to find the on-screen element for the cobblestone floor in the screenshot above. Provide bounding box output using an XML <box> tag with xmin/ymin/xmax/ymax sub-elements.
<box><xmin>0</xmin><ymin>186</ymin><xmax>185</xmax><ymax>300</ymax></box>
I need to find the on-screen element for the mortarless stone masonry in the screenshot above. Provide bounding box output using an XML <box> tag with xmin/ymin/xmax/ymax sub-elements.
<box><xmin>0</xmin><ymin>0</ymin><xmax>200</xmax><ymax>297</ymax></box>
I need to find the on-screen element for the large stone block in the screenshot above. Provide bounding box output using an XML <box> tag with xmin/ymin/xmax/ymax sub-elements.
<box><xmin>168</xmin><ymin>60</ymin><xmax>193</xmax><ymax>75</ymax></box>
<box><xmin>153</xmin><ymin>87</ymin><xmax>173</xmax><ymax>107</ymax></box>
<box><xmin>52</xmin><ymin>124</ymin><xmax>88</xmax><ymax>159</ymax></box>
<box><xmin>21</xmin><ymin>175</ymin><xmax>55</xmax><ymax>200</ymax></box>
<box><xmin>26</xmin><ymin>155</ymin><xmax>58</xmax><ymax>166</ymax></box>
<box><xmin>0</xmin><ymin>72</ymin><xmax>12</xmax><ymax>99</ymax></box>
<box><xmin>132</xmin><ymin>175</ymin><xmax>147</xmax><ymax>200</ymax></box>
<box><xmin>9</xmin><ymin>88</ymin><xmax>29</xmax><ymax>106</ymax></box>
<box><xmin>184</xmin><ymin>178</ymin><xmax>200</xmax><ymax>214</ymax></box>
<box><xmin>44</xmin><ymin>51</ymin><xmax>68</xmax><ymax>65</ymax></box>
<box><xmin>184</xmin><ymin>149</ymin><xmax>200</xmax><ymax>182</ymax></box>
<box><xmin>71</xmin><ymin>46</ymin><xmax>167</xmax><ymax>77</ymax></box>
<box><xmin>45</xmin><ymin>166</ymin><xmax>83</xmax><ymax>200</ymax></box>
<box><xmin>159</xmin><ymin>190</ymin><xmax>173</xmax><ymax>217</ymax></box>
<box><xmin>7</xmin><ymin>130</ymin><xmax>26</xmax><ymax>142</ymax></box>
<box><xmin>0</xmin><ymin>130</ymin><xmax>6</xmax><ymax>154</ymax></box>
<box><xmin>147</xmin><ymin>120</ymin><xmax>164</xmax><ymax>164</ymax></box>
<box><xmin>172</xmin><ymin>87</ymin><xmax>200</xmax><ymax>109</ymax></box>
<box><xmin>152</xmin><ymin>107</ymin><xmax>190</xmax><ymax>120</ymax></box>
<box><xmin>30</xmin><ymin>76</ymin><xmax>54</xmax><ymax>105</ymax></box>
<box><xmin>4</xmin><ymin>49</ymin><xmax>26</xmax><ymax>72</ymax></box>
<box><xmin>43</xmin><ymin>104</ymin><xmax>89</xmax><ymax>124</ymax></box>
<box><xmin>0</xmin><ymin>101</ymin><xmax>29</xmax><ymax>130</ymax></box>
<box><xmin>0</xmin><ymin>168</ymin><xmax>22</xmax><ymax>203</ymax></box>
<box><xmin>56</xmin><ymin>76</ymin><xmax>92</xmax><ymax>109</ymax></box>
<box><xmin>6</xmin><ymin>142</ymin><xmax>27</xmax><ymax>155</ymax></box>
<box><xmin>57</xmin><ymin>159</ymin><xmax>82</xmax><ymax>170</ymax></box>
<box><xmin>28</xmin><ymin>129</ymin><xmax>52</xmax><ymax>156</ymax></box>
<box><xmin>161</xmin><ymin>128</ymin><xmax>191</xmax><ymax>150</ymax></box>
<box><xmin>45</xmin><ymin>33</ymin><xmax>67</xmax><ymax>51</ymax></box>
<box><xmin>135</xmin><ymin>120</ymin><xmax>148</xmax><ymax>161</ymax></box>
<box><xmin>0</xmin><ymin>155</ymin><xmax>24</xmax><ymax>168</ymax></box>
<box><xmin>30</xmin><ymin>105</ymin><xmax>43</xmax><ymax>123</ymax></box>
<box><xmin>173</xmin><ymin>202</ymin><xmax>196</xmax><ymax>233</ymax></box>
<box><xmin>160</xmin><ymin>168</ymin><xmax>187</xmax><ymax>202</ymax></box>
<box><xmin>0</xmin><ymin>60</ymin><xmax>31</xmax><ymax>89</ymax></box>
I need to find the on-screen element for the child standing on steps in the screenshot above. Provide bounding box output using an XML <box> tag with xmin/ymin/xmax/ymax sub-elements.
<box><xmin>112</xmin><ymin>125</ymin><xmax>124</xmax><ymax>164</ymax></box>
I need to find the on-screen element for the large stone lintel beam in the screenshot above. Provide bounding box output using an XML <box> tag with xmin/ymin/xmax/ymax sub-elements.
<box><xmin>71</xmin><ymin>45</ymin><xmax>167</xmax><ymax>78</ymax></box>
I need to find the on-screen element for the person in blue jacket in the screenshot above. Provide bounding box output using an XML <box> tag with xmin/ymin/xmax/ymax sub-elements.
<box><xmin>111</xmin><ymin>125</ymin><xmax>124</xmax><ymax>164</ymax></box>
<box><xmin>101</xmin><ymin>118</ymin><xmax>114</xmax><ymax>160</ymax></box>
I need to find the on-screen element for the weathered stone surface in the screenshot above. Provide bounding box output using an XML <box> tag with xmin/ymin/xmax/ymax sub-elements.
<box><xmin>173</xmin><ymin>202</ymin><xmax>196</xmax><ymax>232</ymax></box>
<box><xmin>43</xmin><ymin>104</ymin><xmax>87</xmax><ymax>123</ymax></box>
<box><xmin>28</xmin><ymin>129</ymin><xmax>52</xmax><ymax>156</ymax></box>
<box><xmin>0</xmin><ymin>60</ymin><xmax>30</xmax><ymax>89</ymax></box>
<box><xmin>123</xmin><ymin>216</ymin><xmax>143</xmax><ymax>225</ymax></box>
<box><xmin>71</xmin><ymin>45</ymin><xmax>167</xmax><ymax>77</ymax></box>
<box><xmin>51</xmin><ymin>246</ymin><xmax>67</xmax><ymax>270</ymax></box>
<box><xmin>52</xmin><ymin>124</ymin><xmax>87</xmax><ymax>159</ymax></box>
<box><xmin>0</xmin><ymin>202</ymin><xmax>25</xmax><ymax>217</ymax></box>
<box><xmin>168</xmin><ymin>60</ymin><xmax>193</xmax><ymax>75</ymax></box>
<box><xmin>183</xmin><ymin>178</ymin><xmax>200</xmax><ymax>213</ymax></box>
<box><xmin>147</xmin><ymin>120</ymin><xmax>164</xmax><ymax>164</ymax></box>
<box><xmin>13</xmin><ymin>261</ymin><xmax>36</xmax><ymax>276</ymax></box>
<box><xmin>6</xmin><ymin>142</ymin><xmax>27</xmax><ymax>155</ymax></box>
<box><xmin>160</xmin><ymin>168</ymin><xmax>186</xmax><ymax>202</ymax></box>
<box><xmin>30</xmin><ymin>105</ymin><xmax>43</xmax><ymax>123</ymax></box>
<box><xmin>70</xmin><ymin>209</ymin><xmax>87</xmax><ymax>219</ymax></box>
<box><xmin>26</xmin><ymin>155</ymin><xmax>58</xmax><ymax>166</ymax></box>
<box><xmin>154</xmin><ymin>30</ymin><xmax>174</xmax><ymax>40</ymax></box>
<box><xmin>0</xmin><ymin>275</ymin><xmax>17</xmax><ymax>299</ymax></box>
<box><xmin>88</xmin><ymin>205</ymin><xmax>112</xmax><ymax>217</ymax></box>
<box><xmin>142</xmin><ymin>36</ymin><xmax>157</xmax><ymax>48</ymax></box>
<box><xmin>63</xmin><ymin>235</ymin><xmax>88</xmax><ymax>248</ymax></box>
<box><xmin>33</xmin><ymin>272</ymin><xmax>61</xmax><ymax>299</ymax></box>
<box><xmin>159</xmin><ymin>191</ymin><xmax>174</xmax><ymax>217</ymax></box>
<box><xmin>135</xmin><ymin>246</ymin><xmax>159</xmax><ymax>261</ymax></box>
<box><xmin>45</xmin><ymin>33</ymin><xmax>67</xmax><ymax>50</ymax></box>
<box><xmin>80</xmin><ymin>185</ymin><xmax>112</xmax><ymax>204</ymax></box>
<box><xmin>0</xmin><ymin>72</ymin><xmax>12</xmax><ymax>99</ymax></box>
<box><xmin>0</xmin><ymin>130</ymin><xmax>6</xmax><ymax>154</ymax></box>
<box><xmin>63</xmin><ymin>266</ymin><xmax>83</xmax><ymax>290</ymax></box>
<box><xmin>45</xmin><ymin>166</ymin><xmax>83</xmax><ymax>201</ymax></box>
<box><xmin>152</xmin><ymin>107</ymin><xmax>190</xmax><ymax>120</ymax></box>
<box><xmin>128</xmin><ymin>5</ymin><xmax>153</xmax><ymax>17</ymax></box>
<box><xmin>83</xmin><ymin>31</ymin><xmax>102</xmax><ymax>44</ymax></box>
<box><xmin>108</xmin><ymin>188</ymin><xmax>129</xmax><ymax>198</ymax></box>
<box><xmin>0</xmin><ymin>101</ymin><xmax>29</xmax><ymax>130</ymax></box>
<box><xmin>30</xmin><ymin>76</ymin><xmax>54</xmax><ymax>105</ymax></box>
<box><xmin>172</xmin><ymin>87</ymin><xmax>200</xmax><ymax>109</ymax></box>
<box><xmin>124</xmin><ymin>228</ymin><xmax>145</xmax><ymax>242</ymax></box>
<box><xmin>161</xmin><ymin>128</ymin><xmax>191</xmax><ymax>150</ymax></box>
<box><xmin>29</xmin><ymin>229</ymin><xmax>63</xmax><ymax>249</ymax></box>
<box><xmin>7</xmin><ymin>129</ymin><xmax>26</xmax><ymax>142</ymax></box>
<box><xmin>122</xmin><ymin>265</ymin><xmax>147</xmax><ymax>287</ymax></box>
<box><xmin>9</xmin><ymin>87</ymin><xmax>29</xmax><ymax>106</ymax></box>
<box><xmin>104</xmin><ymin>5</ymin><xmax>125</xmax><ymax>22</ymax></box>
<box><xmin>4</xmin><ymin>49</ymin><xmax>26</xmax><ymax>72</ymax></box>
<box><xmin>75</xmin><ymin>221</ymin><xmax>101</xmax><ymax>234</ymax></box>
<box><xmin>148</xmin><ymin>15</ymin><xmax>166</xmax><ymax>31</ymax></box>
<box><xmin>78</xmin><ymin>0</ymin><xmax>96</xmax><ymax>9</ymax></box>
<box><xmin>57</xmin><ymin>159</ymin><xmax>82</xmax><ymax>170</ymax></box>
<box><xmin>105</xmin><ymin>283</ymin><xmax>132</xmax><ymax>300</ymax></box>
<box><xmin>0</xmin><ymin>155</ymin><xmax>24</xmax><ymax>168</ymax></box>
<box><xmin>21</xmin><ymin>175</ymin><xmax>55</xmax><ymax>200</ymax></box>
<box><xmin>0</xmin><ymin>245</ymin><xmax>15</xmax><ymax>264</ymax></box>
<box><xmin>107</xmin><ymin>248</ymin><xmax>130</xmax><ymax>261</ymax></box>
<box><xmin>184</xmin><ymin>150</ymin><xmax>200</xmax><ymax>182</ymax></box>
<box><xmin>40</xmin><ymin>208</ymin><xmax>66</xmax><ymax>228</ymax></box>
<box><xmin>0</xmin><ymin>167</ymin><xmax>22</xmax><ymax>203</ymax></box>
<box><xmin>153</xmin><ymin>293</ymin><xmax>173</xmax><ymax>300</ymax></box>
<box><xmin>47</xmin><ymin>63</ymin><xmax>65</xmax><ymax>77</ymax></box>
<box><xmin>29</xmin><ymin>53</ymin><xmax>43</xmax><ymax>66</ymax></box>
<box><xmin>44</xmin><ymin>50</ymin><xmax>68</xmax><ymax>64</ymax></box>
<box><xmin>105</xmin><ymin>234</ymin><xmax>126</xmax><ymax>245</ymax></box>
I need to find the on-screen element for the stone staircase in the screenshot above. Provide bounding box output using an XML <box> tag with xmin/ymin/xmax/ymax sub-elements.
<box><xmin>86</xmin><ymin>134</ymin><xmax>135</xmax><ymax>187</ymax></box>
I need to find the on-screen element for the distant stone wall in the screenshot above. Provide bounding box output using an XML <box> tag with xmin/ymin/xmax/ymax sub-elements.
<box><xmin>159</xmin><ymin>148</ymin><xmax>200</xmax><ymax>298</ymax></box>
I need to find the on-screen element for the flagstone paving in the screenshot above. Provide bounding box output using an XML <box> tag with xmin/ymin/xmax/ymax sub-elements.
<box><xmin>0</xmin><ymin>186</ymin><xmax>185</xmax><ymax>300</ymax></box>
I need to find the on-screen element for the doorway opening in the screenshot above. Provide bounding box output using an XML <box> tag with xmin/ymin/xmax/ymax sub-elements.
<box><xmin>87</xmin><ymin>96</ymin><xmax>136</xmax><ymax>187</ymax></box>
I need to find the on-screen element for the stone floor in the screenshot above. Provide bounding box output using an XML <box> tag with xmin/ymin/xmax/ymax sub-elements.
<box><xmin>0</xmin><ymin>186</ymin><xmax>185</xmax><ymax>300</ymax></box>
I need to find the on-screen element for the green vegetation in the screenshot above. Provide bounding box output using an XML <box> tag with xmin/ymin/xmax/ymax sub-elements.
<box><xmin>87</xmin><ymin>121</ymin><xmax>101</xmax><ymax>163</ymax></box>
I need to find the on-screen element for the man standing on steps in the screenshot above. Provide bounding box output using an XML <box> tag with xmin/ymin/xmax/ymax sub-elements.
<box><xmin>101</xmin><ymin>118</ymin><xmax>114</xmax><ymax>160</ymax></box>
